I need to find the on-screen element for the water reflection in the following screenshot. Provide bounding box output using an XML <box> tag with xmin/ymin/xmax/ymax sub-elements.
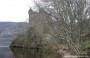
<box><xmin>0</xmin><ymin>47</ymin><xmax>62</xmax><ymax>58</ymax></box>
<box><xmin>11</xmin><ymin>48</ymin><xmax>58</xmax><ymax>58</ymax></box>
<box><xmin>0</xmin><ymin>47</ymin><xmax>14</xmax><ymax>58</ymax></box>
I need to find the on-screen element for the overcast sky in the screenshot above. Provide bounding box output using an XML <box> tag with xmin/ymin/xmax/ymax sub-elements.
<box><xmin>0</xmin><ymin>0</ymin><xmax>35</xmax><ymax>22</ymax></box>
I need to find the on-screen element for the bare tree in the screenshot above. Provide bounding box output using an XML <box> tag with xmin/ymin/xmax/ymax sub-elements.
<box><xmin>34</xmin><ymin>0</ymin><xmax>90</xmax><ymax>55</ymax></box>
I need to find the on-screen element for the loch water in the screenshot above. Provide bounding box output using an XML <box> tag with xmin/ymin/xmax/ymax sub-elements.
<box><xmin>0</xmin><ymin>47</ymin><xmax>63</xmax><ymax>58</ymax></box>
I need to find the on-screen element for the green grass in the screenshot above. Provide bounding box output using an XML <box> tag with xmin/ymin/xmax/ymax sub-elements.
<box><xmin>82</xmin><ymin>40</ymin><xmax>90</xmax><ymax>55</ymax></box>
<box><xmin>84</xmin><ymin>40</ymin><xmax>90</xmax><ymax>49</ymax></box>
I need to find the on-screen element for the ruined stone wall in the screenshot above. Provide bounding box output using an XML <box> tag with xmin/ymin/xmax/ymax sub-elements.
<box><xmin>28</xmin><ymin>8</ymin><xmax>52</xmax><ymax>36</ymax></box>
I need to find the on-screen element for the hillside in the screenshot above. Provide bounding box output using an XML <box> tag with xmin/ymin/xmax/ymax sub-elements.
<box><xmin>0</xmin><ymin>22</ymin><xmax>28</xmax><ymax>42</ymax></box>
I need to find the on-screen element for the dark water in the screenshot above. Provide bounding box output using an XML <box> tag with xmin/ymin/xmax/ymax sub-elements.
<box><xmin>0</xmin><ymin>47</ymin><xmax>14</xmax><ymax>58</ymax></box>
<box><xmin>0</xmin><ymin>47</ymin><xmax>62</xmax><ymax>58</ymax></box>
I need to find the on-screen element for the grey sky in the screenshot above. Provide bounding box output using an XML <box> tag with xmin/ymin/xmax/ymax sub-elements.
<box><xmin>0</xmin><ymin>0</ymin><xmax>34</xmax><ymax>22</ymax></box>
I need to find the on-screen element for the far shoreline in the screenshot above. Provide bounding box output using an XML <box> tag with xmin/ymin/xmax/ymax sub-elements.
<box><xmin>0</xmin><ymin>46</ymin><xmax>9</xmax><ymax>47</ymax></box>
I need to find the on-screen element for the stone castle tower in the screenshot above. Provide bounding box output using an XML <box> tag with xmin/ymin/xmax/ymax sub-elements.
<box><xmin>28</xmin><ymin>8</ymin><xmax>51</xmax><ymax>36</ymax></box>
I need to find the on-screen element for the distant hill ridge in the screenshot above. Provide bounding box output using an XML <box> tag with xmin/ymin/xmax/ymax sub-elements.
<box><xmin>0</xmin><ymin>22</ymin><xmax>28</xmax><ymax>38</ymax></box>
